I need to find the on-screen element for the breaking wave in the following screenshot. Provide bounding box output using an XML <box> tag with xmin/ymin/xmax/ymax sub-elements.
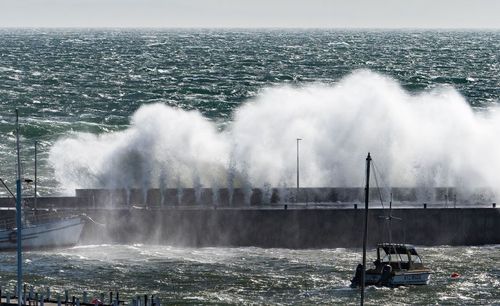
<box><xmin>49</xmin><ymin>70</ymin><xmax>500</xmax><ymax>196</ymax></box>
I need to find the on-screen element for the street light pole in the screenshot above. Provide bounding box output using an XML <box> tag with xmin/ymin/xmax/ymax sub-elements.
<box><xmin>296</xmin><ymin>138</ymin><xmax>302</xmax><ymax>202</ymax></box>
<box><xmin>34</xmin><ymin>140</ymin><xmax>37</xmax><ymax>219</ymax></box>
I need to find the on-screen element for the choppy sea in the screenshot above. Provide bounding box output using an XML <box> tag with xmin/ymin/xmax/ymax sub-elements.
<box><xmin>0</xmin><ymin>245</ymin><xmax>499</xmax><ymax>305</ymax></box>
<box><xmin>0</xmin><ymin>29</ymin><xmax>499</xmax><ymax>195</ymax></box>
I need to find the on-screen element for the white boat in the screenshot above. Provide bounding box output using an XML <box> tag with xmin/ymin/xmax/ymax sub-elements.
<box><xmin>0</xmin><ymin>215</ymin><xmax>85</xmax><ymax>251</ymax></box>
<box><xmin>351</xmin><ymin>243</ymin><xmax>433</xmax><ymax>286</ymax></box>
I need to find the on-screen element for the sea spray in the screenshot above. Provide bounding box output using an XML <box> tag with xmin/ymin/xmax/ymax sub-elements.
<box><xmin>227</xmin><ymin>157</ymin><xmax>236</xmax><ymax>206</ymax></box>
<box><xmin>49</xmin><ymin>70</ymin><xmax>500</xmax><ymax>199</ymax></box>
<box><xmin>176</xmin><ymin>175</ymin><xmax>183</xmax><ymax>206</ymax></box>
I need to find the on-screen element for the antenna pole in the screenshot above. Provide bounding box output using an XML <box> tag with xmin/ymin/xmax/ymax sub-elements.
<box><xmin>15</xmin><ymin>109</ymin><xmax>23</xmax><ymax>306</ymax></box>
<box><xmin>34</xmin><ymin>141</ymin><xmax>38</xmax><ymax>221</ymax></box>
<box><xmin>361</xmin><ymin>152</ymin><xmax>371</xmax><ymax>305</ymax></box>
<box><xmin>296</xmin><ymin>138</ymin><xmax>302</xmax><ymax>202</ymax></box>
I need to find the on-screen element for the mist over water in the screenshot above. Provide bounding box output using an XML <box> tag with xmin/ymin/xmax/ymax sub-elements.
<box><xmin>49</xmin><ymin>70</ymin><xmax>500</xmax><ymax>197</ymax></box>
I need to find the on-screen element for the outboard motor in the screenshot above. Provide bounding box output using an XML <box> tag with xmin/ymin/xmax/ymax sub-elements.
<box><xmin>378</xmin><ymin>264</ymin><xmax>392</xmax><ymax>286</ymax></box>
<box><xmin>350</xmin><ymin>264</ymin><xmax>363</xmax><ymax>288</ymax></box>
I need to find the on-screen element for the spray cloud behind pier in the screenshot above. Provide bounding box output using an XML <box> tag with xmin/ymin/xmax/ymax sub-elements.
<box><xmin>49</xmin><ymin>70</ymin><xmax>500</xmax><ymax>198</ymax></box>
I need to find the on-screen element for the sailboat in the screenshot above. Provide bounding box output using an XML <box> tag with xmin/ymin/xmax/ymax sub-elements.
<box><xmin>0</xmin><ymin>216</ymin><xmax>85</xmax><ymax>251</ymax></box>
<box><xmin>350</xmin><ymin>153</ymin><xmax>432</xmax><ymax>289</ymax></box>
<box><xmin>0</xmin><ymin>111</ymin><xmax>85</xmax><ymax>251</ymax></box>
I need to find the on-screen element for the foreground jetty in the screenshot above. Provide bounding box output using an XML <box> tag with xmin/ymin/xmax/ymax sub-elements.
<box><xmin>0</xmin><ymin>286</ymin><xmax>160</xmax><ymax>306</ymax></box>
<box><xmin>0</xmin><ymin>188</ymin><xmax>499</xmax><ymax>248</ymax></box>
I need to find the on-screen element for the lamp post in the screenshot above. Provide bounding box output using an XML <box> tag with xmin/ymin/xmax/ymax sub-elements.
<box><xmin>34</xmin><ymin>141</ymin><xmax>38</xmax><ymax>220</ymax></box>
<box><xmin>296</xmin><ymin>138</ymin><xmax>302</xmax><ymax>202</ymax></box>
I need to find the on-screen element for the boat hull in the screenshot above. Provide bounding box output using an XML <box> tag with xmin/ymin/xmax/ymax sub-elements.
<box><xmin>0</xmin><ymin>217</ymin><xmax>85</xmax><ymax>251</ymax></box>
<box><xmin>365</xmin><ymin>271</ymin><xmax>432</xmax><ymax>286</ymax></box>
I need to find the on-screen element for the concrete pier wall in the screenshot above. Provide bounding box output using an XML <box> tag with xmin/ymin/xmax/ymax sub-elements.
<box><xmin>1</xmin><ymin>188</ymin><xmax>498</xmax><ymax>248</ymax></box>
<box><xmin>80</xmin><ymin>208</ymin><xmax>500</xmax><ymax>248</ymax></box>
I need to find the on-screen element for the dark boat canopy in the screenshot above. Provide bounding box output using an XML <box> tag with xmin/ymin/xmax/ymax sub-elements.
<box><xmin>377</xmin><ymin>243</ymin><xmax>419</xmax><ymax>255</ymax></box>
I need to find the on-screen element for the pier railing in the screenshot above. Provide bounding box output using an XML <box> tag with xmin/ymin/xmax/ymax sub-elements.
<box><xmin>0</xmin><ymin>285</ymin><xmax>160</xmax><ymax>306</ymax></box>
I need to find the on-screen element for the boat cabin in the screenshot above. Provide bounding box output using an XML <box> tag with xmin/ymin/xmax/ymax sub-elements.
<box><xmin>374</xmin><ymin>243</ymin><xmax>425</xmax><ymax>271</ymax></box>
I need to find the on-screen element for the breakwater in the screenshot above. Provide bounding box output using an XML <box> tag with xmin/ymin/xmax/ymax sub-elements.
<box><xmin>0</xmin><ymin>188</ymin><xmax>499</xmax><ymax>248</ymax></box>
<box><xmin>78</xmin><ymin>207</ymin><xmax>500</xmax><ymax>248</ymax></box>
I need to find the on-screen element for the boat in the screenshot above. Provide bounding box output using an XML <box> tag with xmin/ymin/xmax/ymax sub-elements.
<box><xmin>0</xmin><ymin>213</ymin><xmax>85</xmax><ymax>251</ymax></box>
<box><xmin>0</xmin><ymin>110</ymin><xmax>85</xmax><ymax>251</ymax></box>
<box><xmin>351</xmin><ymin>243</ymin><xmax>433</xmax><ymax>287</ymax></box>
<box><xmin>350</xmin><ymin>153</ymin><xmax>432</xmax><ymax>292</ymax></box>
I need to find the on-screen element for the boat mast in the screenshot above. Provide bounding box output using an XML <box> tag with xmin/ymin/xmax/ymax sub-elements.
<box><xmin>361</xmin><ymin>152</ymin><xmax>371</xmax><ymax>306</ymax></box>
<box><xmin>15</xmin><ymin>109</ymin><xmax>23</xmax><ymax>306</ymax></box>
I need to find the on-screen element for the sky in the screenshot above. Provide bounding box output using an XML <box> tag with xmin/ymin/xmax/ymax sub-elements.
<box><xmin>0</xmin><ymin>0</ymin><xmax>499</xmax><ymax>29</ymax></box>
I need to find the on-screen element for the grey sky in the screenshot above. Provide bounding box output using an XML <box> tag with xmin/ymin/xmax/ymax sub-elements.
<box><xmin>1</xmin><ymin>0</ymin><xmax>499</xmax><ymax>29</ymax></box>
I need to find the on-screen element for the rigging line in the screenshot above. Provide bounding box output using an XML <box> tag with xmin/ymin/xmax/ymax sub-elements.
<box><xmin>372</xmin><ymin>165</ymin><xmax>390</xmax><ymax>241</ymax></box>
<box><xmin>359</xmin><ymin>162</ymin><xmax>367</xmax><ymax>207</ymax></box>
<box><xmin>373</xmin><ymin>164</ymin><xmax>393</xmax><ymax>246</ymax></box>
<box><xmin>0</xmin><ymin>178</ymin><xmax>17</xmax><ymax>200</ymax></box>
<box><xmin>371</xmin><ymin>162</ymin><xmax>398</xmax><ymax>267</ymax></box>
<box><xmin>370</xmin><ymin>163</ymin><xmax>385</xmax><ymax>210</ymax></box>
<box><xmin>371</xmin><ymin>160</ymin><xmax>392</xmax><ymax>190</ymax></box>
<box><xmin>370</xmin><ymin>163</ymin><xmax>403</xmax><ymax>272</ymax></box>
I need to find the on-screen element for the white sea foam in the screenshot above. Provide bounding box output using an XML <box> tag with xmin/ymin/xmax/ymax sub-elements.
<box><xmin>49</xmin><ymin>70</ymin><xmax>500</xmax><ymax>197</ymax></box>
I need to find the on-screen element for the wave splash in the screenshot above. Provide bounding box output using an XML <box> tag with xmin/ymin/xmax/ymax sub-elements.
<box><xmin>49</xmin><ymin>70</ymin><xmax>500</xmax><ymax>197</ymax></box>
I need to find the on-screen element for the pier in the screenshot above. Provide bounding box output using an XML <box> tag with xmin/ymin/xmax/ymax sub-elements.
<box><xmin>1</xmin><ymin>188</ymin><xmax>499</xmax><ymax>248</ymax></box>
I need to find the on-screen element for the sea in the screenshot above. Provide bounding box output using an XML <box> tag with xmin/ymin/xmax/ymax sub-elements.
<box><xmin>0</xmin><ymin>29</ymin><xmax>499</xmax><ymax>304</ymax></box>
